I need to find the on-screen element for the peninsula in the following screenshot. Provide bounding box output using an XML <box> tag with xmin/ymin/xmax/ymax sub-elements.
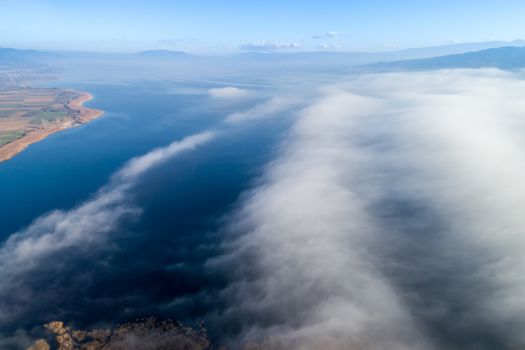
<box><xmin>0</xmin><ymin>87</ymin><xmax>103</xmax><ymax>162</ymax></box>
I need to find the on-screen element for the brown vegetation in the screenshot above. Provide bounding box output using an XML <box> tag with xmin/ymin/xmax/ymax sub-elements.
<box><xmin>26</xmin><ymin>319</ymin><xmax>211</xmax><ymax>350</ymax></box>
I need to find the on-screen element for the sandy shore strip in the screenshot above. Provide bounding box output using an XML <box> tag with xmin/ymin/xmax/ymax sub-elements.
<box><xmin>0</xmin><ymin>92</ymin><xmax>104</xmax><ymax>163</ymax></box>
<box><xmin>67</xmin><ymin>92</ymin><xmax>104</xmax><ymax>122</ymax></box>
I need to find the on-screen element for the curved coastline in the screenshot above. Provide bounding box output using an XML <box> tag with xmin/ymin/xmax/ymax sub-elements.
<box><xmin>0</xmin><ymin>91</ymin><xmax>104</xmax><ymax>163</ymax></box>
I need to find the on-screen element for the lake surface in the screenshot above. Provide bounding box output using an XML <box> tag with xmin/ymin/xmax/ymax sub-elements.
<box><xmin>0</xmin><ymin>80</ymin><xmax>290</xmax><ymax>338</ymax></box>
<box><xmin>2</xmin><ymin>70</ymin><xmax>524</xmax><ymax>350</ymax></box>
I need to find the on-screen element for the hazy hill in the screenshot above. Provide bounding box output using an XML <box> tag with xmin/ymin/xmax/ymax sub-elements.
<box><xmin>0</xmin><ymin>48</ymin><xmax>57</xmax><ymax>67</ymax></box>
<box><xmin>3</xmin><ymin>40</ymin><xmax>525</xmax><ymax>72</ymax></box>
<box><xmin>368</xmin><ymin>46</ymin><xmax>525</xmax><ymax>70</ymax></box>
<box><xmin>235</xmin><ymin>40</ymin><xmax>525</xmax><ymax>65</ymax></box>
<box><xmin>136</xmin><ymin>50</ymin><xmax>194</xmax><ymax>59</ymax></box>
<box><xmin>384</xmin><ymin>39</ymin><xmax>525</xmax><ymax>61</ymax></box>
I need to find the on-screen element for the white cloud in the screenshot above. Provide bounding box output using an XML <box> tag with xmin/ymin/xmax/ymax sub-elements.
<box><xmin>225</xmin><ymin>96</ymin><xmax>300</xmax><ymax>124</ymax></box>
<box><xmin>208</xmin><ymin>87</ymin><xmax>251</xmax><ymax>99</ymax></box>
<box><xmin>1</xmin><ymin>131</ymin><xmax>215</xmax><ymax>269</ymax></box>
<box><xmin>215</xmin><ymin>89</ymin><xmax>433</xmax><ymax>350</ymax></box>
<box><xmin>240</xmin><ymin>41</ymin><xmax>301</xmax><ymax>52</ymax></box>
<box><xmin>117</xmin><ymin>132</ymin><xmax>215</xmax><ymax>182</ymax></box>
<box><xmin>346</xmin><ymin>69</ymin><xmax>525</xmax><ymax>345</ymax></box>
<box><xmin>0</xmin><ymin>132</ymin><xmax>216</xmax><ymax>322</ymax></box>
<box><xmin>215</xmin><ymin>69</ymin><xmax>525</xmax><ymax>349</ymax></box>
<box><xmin>6</xmin><ymin>68</ymin><xmax>525</xmax><ymax>349</ymax></box>
<box><xmin>317</xmin><ymin>43</ymin><xmax>342</xmax><ymax>50</ymax></box>
<box><xmin>312</xmin><ymin>31</ymin><xmax>339</xmax><ymax>39</ymax></box>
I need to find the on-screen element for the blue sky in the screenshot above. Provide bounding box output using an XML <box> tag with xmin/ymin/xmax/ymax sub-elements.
<box><xmin>2</xmin><ymin>0</ymin><xmax>525</xmax><ymax>53</ymax></box>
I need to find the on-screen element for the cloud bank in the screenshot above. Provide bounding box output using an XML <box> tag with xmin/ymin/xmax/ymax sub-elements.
<box><xmin>208</xmin><ymin>87</ymin><xmax>251</xmax><ymax>99</ymax></box>
<box><xmin>226</xmin><ymin>96</ymin><xmax>300</xmax><ymax>124</ymax></box>
<box><xmin>215</xmin><ymin>90</ymin><xmax>432</xmax><ymax>349</ymax></box>
<box><xmin>5</xmin><ymin>68</ymin><xmax>525</xmax><ymax>350</ymax></box>
<box><xmin>347</xmin><ymin>69</ymin><xmax>525</xmax><ymax>348</ymax></box>
<box><xmin>214</xmin><ymin>69</ymin><xmax>525</xmax><ymax>349</ymax></box>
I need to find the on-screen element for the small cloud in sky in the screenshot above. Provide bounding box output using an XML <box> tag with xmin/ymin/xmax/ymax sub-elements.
<box><xmin>208</xmin><ymin>87</ymin><xmax>251</xmax><ymax>99</ymax></box>
<box><xmin>317</xmin><ymin>43</ymin><xmax>342</xmax><ymax>50</ymax></box>
<box><xmin>312</xmin><ymin>31</ymin><xmax>339</xmax><ymax>39</ymax></box>
<box><xmin>240</xmin><ymin>41</ymin><xmax>301</xmax><ymax>52</ymax></box>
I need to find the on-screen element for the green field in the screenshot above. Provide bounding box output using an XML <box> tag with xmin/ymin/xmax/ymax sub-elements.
<box><xmin>0</xmin><ymin>104</ymin><xmax>25</xmax><ymax>109</ymax></box>
<box><xmin>0</xmin><ymin>131</ymin><xmax>25</xmax><ymax>146</ymax></box>
<box><xmin>31</xmin><ymin>111</ymin><xmax>68</xmax><ymax>124</ymax></box>
<box><xmin>0</xmin><ymin>88</ymin><xmax>80</xmax><ymax>149</ymax></box>
<box><xmin>0</xmin><ymin>110</ymin><xmax>14</xmax><ymax>118</ymax></box>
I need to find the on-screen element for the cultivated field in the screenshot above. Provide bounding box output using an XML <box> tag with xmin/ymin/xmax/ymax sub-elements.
<box><xmin>0</xmin><ymin>87</ymin><xmax>102</xmax><ymax>161</ymax></box>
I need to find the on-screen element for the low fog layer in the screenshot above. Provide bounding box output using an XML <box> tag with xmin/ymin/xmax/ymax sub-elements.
<box><xmin>214</xmin><ymin>69</ymin><xmax>525</xmax><ymax>349</ymax></box>
<box><xmin>0</xmin><ymin>132</ymin><xmax>215</xmax><ymax>332</ymax></box>
<box><xmin>214</xmin><ymin>90</ymin><xmax>432</xmax><ymax>349</ymax></box>
<box><xmin>2</xmin><ymin>69</ymin><xmax>525</xmax><ymax>350</ymax></box>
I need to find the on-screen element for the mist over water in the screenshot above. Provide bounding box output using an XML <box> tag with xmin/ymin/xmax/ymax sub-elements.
<box><xmin>213</xmin><ymin>91</ymin><xmax>433</xmax><ymax>349</ymax></box>
<box><xmin>211</xmin><ymin>69</ymin><xmax>525</xmax><ymax>349</ymax></box>
<box><xmin>2</xmin><ymin>68</ymin><xmax>525</xmax><ymax>350</ymax></box>
<box><xmin>0</xmin><ymin>79</ymin><xmax>291</xmax><ymax>348</ymax></box>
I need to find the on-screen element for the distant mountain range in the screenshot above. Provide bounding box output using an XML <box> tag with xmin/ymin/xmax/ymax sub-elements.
<box><xmin>136</xmin><ymin>50</ymin><xmax>194</xmax><ymax>58</ymax></box>
<box><xmin>368</xmin><ymin>46</ymin><xmax>525</xmax><ymax>70</ymax></box>
<box><xmin>373</xmin><ymin>39</ymin><xmax>525</xmax><ymax>61</ymax></box>
<box><xmin>0</xmin><ymin>48</ymin><xmax>57</xmax><ymax>68</ymax></box>
<box><xmin>235</xmin><ymin>40</ymin><xmax>525</xmax><ymax>65</ymax></box>
<box><xmin>3</xmin><ymin>40</ymin><xmax>525</xmax><ymax>70</ymax></box>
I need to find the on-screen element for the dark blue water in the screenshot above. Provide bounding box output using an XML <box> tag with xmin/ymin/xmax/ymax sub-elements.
<box><xmin>0</xmin><ymin>82</ymin><xmax>272</xmax><ymax>235</ymax></box>
<box><xmin>0</xmin><ymin>81</ymin><xmax>291</xmax><ymax>335</ymax></box>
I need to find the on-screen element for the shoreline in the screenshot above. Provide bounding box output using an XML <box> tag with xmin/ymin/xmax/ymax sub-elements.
<box><xmin>0</xmin><ymin>91</ymin><xmax>104</xmax><ymax>163</ymax></box>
